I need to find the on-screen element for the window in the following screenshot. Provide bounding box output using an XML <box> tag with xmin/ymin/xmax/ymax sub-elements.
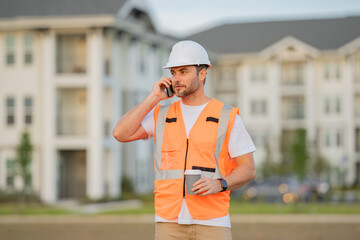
<box><xmin>6</xmin><ymin>159</ymin><xmax>15</xmax><ymax>188</ymax></box>
<box><xmin>282</xmin><ymin>96</ymin><xmax>305</xmax><ymax>120</ymax></box>
<box><xmin>324</xmin><ymin>129</ymin><xmax>343</xmax><ymax>148</ymax></box>
<box><xmin>335</xmin><ymin>97</ymin><xmax>341</xmax><ymax>113</ymax></box>
<box><xmin>219</xmin><ymin>67</ymin><xmax>236</xmax><ymax>91</ymax></box>
<box><xmin>6</xmin><ymin>97</ymin><xmax>15</xmax><ymax>125</ymax></box>
<box><xmin>325</xmin><ymin>97</ymin><xmax>331</xmax><ymax>114</ymax></box>
<box><xmin>250</xmin><ymin>133</ymin><xmax>267</xmax><ymax>148</ymax></box>
<box><xmin>5</xmin><ymin>35</ymin><xmax>15</xmax><ymax>65</ymax></box>
<box><xmin>336</xmin><ymin>130</ymin><xmax>342</xmax><ymax>147</ymax></box>
<box><xmin>324</xmin><ymin>61</ymin><xmax>341</xmax><ymax>80</ymax></box>
<box><xmin>158</xmin><ymin>50</ymin><xmax>166</xmax><ymax>77</ymax></box>
<box><xmin>356</xmin><ymin>128</ymin><xmax>360</xmax><ymax>152</ymax></box>
<box><xmin>139</xmin><ymin>43</ymin><xmax>147</xmax><ymax>75</ymax></box>
<box><xmin>24</xmin><ymin>97</ymin><xmax>33</xmax><ymax>125</ymax></box>
<box><xmin>24</xmin><ymin>34</ymin><xmax>34</xmax><ymax>64</ymax></box>
<box><xmin>250</xmin><ymin>64</ymin><xmax>266</xmax><ymax>83</ymax></box>
<box><xmin>104</xmin><ymin>33</ymin><xmax>112</xmax><ymax>76</ymax></box>
<box><xmin>281</xmin><ymin>62</ymin><xmax>304</xmax><ymax>85</ymax></box>
<box><xmin>56</xmin><ymin>34</ymin><xmax>87</xmax><ymax>73</ymax></box>
<box><xmin>325</xmin><ymin>130</ymin><xmax>331</xmax><ymax>147</ymax></box>
<box><xmin>251</xmin><ymin>100</ymin><xmax>267</xmax><ymax>116</ymax></box>
<box><xmin>324</xmin><ymin>96</ymin><xmax>342</xmax><ymax>115</ymax></box>
<box><xmin>220</xmin><ymin>67</ymin><xmax>236</xmax><ymax>82</ymax></box>
<box><xmin>355</xmin><ymin>95</ymin><xmax>360</xmax><ymax>118</ymax></box>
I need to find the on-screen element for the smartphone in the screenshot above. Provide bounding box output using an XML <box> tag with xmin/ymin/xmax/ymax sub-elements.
<box><xmin>166</xmin><ymin>85</ymin><xmax>174</xmax><ymax>97</ymax></box>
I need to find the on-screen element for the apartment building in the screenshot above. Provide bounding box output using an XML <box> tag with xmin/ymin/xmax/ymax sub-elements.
<box><xmin>189</xmin><ymin>16</ymin><xmax>360</xmax><ymax>186</ymax></box>
<box><xmin>1</xmin><ymin>1</ymin><xmax>359</xmax><ymax>204</ymax></box>
<box><xmin>0</xmin><ymin>0</ymin><xmax>176</xmax><ymax>203</ymax></box>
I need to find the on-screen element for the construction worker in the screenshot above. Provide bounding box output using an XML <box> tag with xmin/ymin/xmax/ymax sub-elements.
<box><xmin>113</xmin><ymin>40</ymin><xmax>256</xmax><ymax>240</ymax></box>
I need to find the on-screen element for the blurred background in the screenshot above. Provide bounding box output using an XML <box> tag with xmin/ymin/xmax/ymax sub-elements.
<box><xmin>1</xmin><ymin>0</ymin><xmax>360</xmax><ymax>209</ymax></box>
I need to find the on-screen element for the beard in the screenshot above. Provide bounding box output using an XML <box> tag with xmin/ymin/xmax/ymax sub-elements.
<box><xmin>175</xmin><ymin>75</ymin><xmax>200</xmax><ymax>97</ymax></box>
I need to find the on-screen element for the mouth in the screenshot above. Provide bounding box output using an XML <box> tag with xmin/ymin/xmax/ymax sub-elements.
<box><xmin>174</xmin><ymin>85</ymin><xmax>184</xmax><ymax>89</ymax></box>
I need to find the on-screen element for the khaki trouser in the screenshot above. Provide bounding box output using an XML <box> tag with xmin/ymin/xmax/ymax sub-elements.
<box><xmin>155</xmin><ymin>222</ymin><xmax>232</xmax><ymax>240</ymax></box>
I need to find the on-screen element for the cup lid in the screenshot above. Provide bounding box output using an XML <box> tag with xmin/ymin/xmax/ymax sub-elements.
<box><xmin>184</xmin><ymin>170</ymin><xmax>201</xmax><ymax>175</ymax></box>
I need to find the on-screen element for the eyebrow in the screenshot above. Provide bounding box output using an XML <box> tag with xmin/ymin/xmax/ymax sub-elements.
<box><xmin>171</xmin><ymin>67</ymin><xmax>189</xmax><ymax>73</ymax></box>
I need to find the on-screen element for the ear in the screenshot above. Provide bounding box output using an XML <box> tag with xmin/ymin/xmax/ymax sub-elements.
<box><xmin>199</xmin><ymin>68</ymin><xmax>207</xmax><ymax>83</ymax></box>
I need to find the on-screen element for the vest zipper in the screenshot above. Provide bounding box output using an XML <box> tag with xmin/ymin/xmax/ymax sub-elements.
<box><xmin>183</xmin><ymin>139</ymin><xmax>189</xmax><ymax>198</ymax></box>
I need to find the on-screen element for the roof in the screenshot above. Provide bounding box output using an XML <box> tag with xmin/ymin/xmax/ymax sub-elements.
<box><xmin>0</xmin><ymin>0</ymin><xmax>127</xmax><ymax>18</ymax></box>
<box><xmin>187</xmin><ymin>16</ymin><xmax>360</xmax><ymax>54</ymax></box>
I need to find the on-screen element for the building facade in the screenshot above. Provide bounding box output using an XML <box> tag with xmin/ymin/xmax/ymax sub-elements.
<box><xmin>0</xmin><ymin>0</ymin><xmax>177</xmax><ymax>203</ymax></box>
<box><xmin>1</xmin><ymin>1</ymin><xmax>360</xmax><ymax>204</ymax></box>
<box><xmin>189</xmin><ymin>17</ymin><xmax>360</xmax><ymax>186</ymax></box>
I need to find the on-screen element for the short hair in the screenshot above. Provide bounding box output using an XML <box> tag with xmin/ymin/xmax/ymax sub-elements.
<box><xmin>195</xmin><ymin>64</ymin><xmax>208</xmax><ymax>85</ymax></box>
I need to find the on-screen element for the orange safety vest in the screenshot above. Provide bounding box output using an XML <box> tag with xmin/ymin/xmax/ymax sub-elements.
<box><xmin>153</xmin><ymin>99</ymin><xmax>239</xmax><ymax>220</ymax></box>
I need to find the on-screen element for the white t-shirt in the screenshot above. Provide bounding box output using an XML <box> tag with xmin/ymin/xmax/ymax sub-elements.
<box><xmin>141</xmin><ymin>100</ymin><xmax>256</xmax><ymax>228</ymax></box>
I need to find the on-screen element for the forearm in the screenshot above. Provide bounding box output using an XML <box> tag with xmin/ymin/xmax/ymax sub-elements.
<box><xmin>193</xmin><ymin>153</ymin><xmax>256</xmax><ymax>196</ymax></box>
<box><xmin>112</xmin><ymin>93</ymin><xmax>160</xmax><ymax>142</ymax></box>
<box><xmin>223</xmin><ymin>153</ymin><xmax>256</xmax><ymax>191</ymax></box>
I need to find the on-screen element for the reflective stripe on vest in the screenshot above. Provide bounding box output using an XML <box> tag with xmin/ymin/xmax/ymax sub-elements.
<box><xmin>154</xmin><ymin>104</ymin><xmax>232</xmax><ymax>180</ymax></box>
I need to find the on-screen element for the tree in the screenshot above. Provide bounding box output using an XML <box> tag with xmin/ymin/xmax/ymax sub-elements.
<box><xmin>279</xmin><ymin>130</ymin><xmax>294</xmax><ymax>176</ymax></box>
<box><xmin>15</xmin><ymin>131</ymin><xmax>33</xmax><ymax>202</ymax></box>
<box><xmin>261</xmin><ymin>142</ymin><xmax>279</xmax><ymax>178</ymax></box>
<box><xmin>313</xmin><ymin>155</ymin><xmax>330</xmax><ymax>179</ymax></box>
<box><xmin>292</xmin><ymin>129</ymin><xmax>308</xmax><ymax>181</ymax></box>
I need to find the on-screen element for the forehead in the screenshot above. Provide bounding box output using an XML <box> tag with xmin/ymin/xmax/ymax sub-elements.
<box><xmin>170</xmin><ymin>65</ymin><xmax>196</xmax><ymax>72</ymax></box>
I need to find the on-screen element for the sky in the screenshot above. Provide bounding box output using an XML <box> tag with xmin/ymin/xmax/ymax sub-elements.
<box><xmin>146</xmin><ymin>0</ymin><xmax>360</xmax><ymax>37</ymax></box>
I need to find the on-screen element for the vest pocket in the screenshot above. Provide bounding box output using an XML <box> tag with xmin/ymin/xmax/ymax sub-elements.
<box><xmin>192</xmin><ymin>143</ymin><xmax>217</xmax><ymax>170</ymax></box>
<box><xmin>161</xmin><ymin>143</ymin><xmax>182</xmax><ymax>170</ymax></box>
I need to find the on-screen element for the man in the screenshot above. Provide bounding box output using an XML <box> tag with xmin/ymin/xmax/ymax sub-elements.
<box><xmin>113</xmin><ymin>40</ymin><xmax>256</xmax><ymax>240</ymax></box>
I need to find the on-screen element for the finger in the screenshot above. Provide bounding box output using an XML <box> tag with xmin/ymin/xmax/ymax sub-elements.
<box><xmin>193</xmin><ymin>179</ymin><xmax>204</xmax><ymax>187</ymax></box>
<box><xmin>161</xmin><ymin>77</ymin><xmax>172</xmax><ymax>87</ymax></box>
<box><xmin>198</xmin><ymin>187</ymin><xmax>213</xmax><ymax>196</ymax></box>
<box><xmin>199</xmin><ymin>190</ymin><xmax>211</xmax><ymax>197</ymax></box>
<box><xmin>193</xmin><ymin>184</ymin><xmax>211</xmax><ymax>195</ymax></box>
<box><xmin>193</xmin><ymin>177</ymin><xmax>210</xmax><ymax>187</ymax></box>
<box><xmin>192</xmin><ymin>182</ymin><xmax>207</xmax><ymax>192</ymax></box>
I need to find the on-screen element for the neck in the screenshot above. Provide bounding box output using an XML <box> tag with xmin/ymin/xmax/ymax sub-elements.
<box><xmin>180</xmin><ymin>88</ymin><xmax>211</xmax><ymax>106</ymax></box>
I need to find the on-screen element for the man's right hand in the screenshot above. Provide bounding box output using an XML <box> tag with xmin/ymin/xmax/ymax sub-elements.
<box><xmin>152</xmin><ymin>77</ymin><xmax>173</xmax><ymax>100</ymax></box>
<box><xmin>113</xmin><ymin>77</ymin><xmax>174</xmax><ymax>143</ymax></box>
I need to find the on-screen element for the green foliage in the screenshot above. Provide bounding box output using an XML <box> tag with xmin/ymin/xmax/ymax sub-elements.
<box><xmin>12</xmin><ymin>131</ymin><xmax>34</xmax><ymax>206</ymax></box>
<box><xmin>292</xmin><ymin>129</ymin><xmax>308</xmax><ymax>181</ymax></box>
<box><xmin>261</xmin><ymin>143</ymin><xmax>279</xmax><ymax>178</ymax></box>
<box><xmin>121</xmin><ymin>175</ymin><xmax>137</xmax><ymax>199</ymax></box>
<box><xmin>279</xmin><ymin>129</ymin><xmax>308</xmax><ymax>180</ymax></box>
<box><xmin>279</xmin><ymin>130</ymin><xmax>294</xmax><ymax>176</ymax></box>
<box><xmin>15</xmin><ymin>131</ymin><xmax>33</xmax><ymax>190</ymax></box>
<box><xmin>313</xmin><ymin>155</ymin><xmax>330</xmax><ymax>179</ymax></box>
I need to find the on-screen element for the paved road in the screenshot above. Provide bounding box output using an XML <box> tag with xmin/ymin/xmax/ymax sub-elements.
<box><xmin>1</xmin><ymin>214</ymin><xmax>360</xmax><ymax>240</ymax></box>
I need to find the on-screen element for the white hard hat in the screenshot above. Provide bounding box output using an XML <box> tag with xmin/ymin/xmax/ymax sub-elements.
<box><xmin>163</xmin><ymin>40</ymin><xmax>211</xmax><ymax>69</ymax></box>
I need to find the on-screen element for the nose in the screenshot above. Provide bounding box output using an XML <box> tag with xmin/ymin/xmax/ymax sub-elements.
<box><xmin>171</xmin><ymin>76</ymin><xmax>180</xmax><ymax>83</ymax></box>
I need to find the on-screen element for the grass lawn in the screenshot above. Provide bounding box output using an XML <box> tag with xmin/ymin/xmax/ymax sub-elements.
<box><xmin>0</xmin><ymin>203</ymin><xmax>71</xmax><ymax>215</ymax></box>
<box><xmin>1</xmin><ymin>201</ymin><xmax>359</xmax><ymax>215</ymax></box>
<box><xmin>100</xmin><ymin>200</ymin><xmax>360</xmax><ymax>215</ymax></box>
<box><xmin>228</xmin><ymin>201</ymin><xmax>360</xmax><ymax>214</ymax></box>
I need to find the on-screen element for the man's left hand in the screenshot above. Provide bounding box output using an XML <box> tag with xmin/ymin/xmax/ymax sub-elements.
<box><xmin>192</xmin><ymin>177</ymin><xmax>222</xmax><ymax>196</ymax></box>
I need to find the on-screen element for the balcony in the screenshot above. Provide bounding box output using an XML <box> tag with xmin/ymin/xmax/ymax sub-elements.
<box><xmin>56</xmin><ymin>88</ymin><xmax>87</xmax><ymax>136</ymax></box>
<box><xmin>355</xmin><ymin>95</ymin><xmax>360</xmax><ymax>120</ymax></box>
<box><xmin>281</xmin><ymin>62</ymin><xmax>305</xmax><ymax>96</ymax></box>
<box><xmin>215</xmin><ymin>67</ymin><xmax>237</xmax><ymax>92</ymax></box>
<box><xmin>56</xmin><ymin>34</ymin><xmax>87</xmax><ymax>74</ymax></box>
<box><xmin>281</xmin><ymin>96</ymin><xmax>305</xmax><ymax>128</ymax></box>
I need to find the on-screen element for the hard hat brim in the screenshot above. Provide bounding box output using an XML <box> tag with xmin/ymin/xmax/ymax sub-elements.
<box><xmin>162</xmin><ymin>62</ymin><xmax>212</xmax><ymax>69</ymax></box>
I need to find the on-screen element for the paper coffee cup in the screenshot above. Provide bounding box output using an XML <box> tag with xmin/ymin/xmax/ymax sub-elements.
<box><xmin>184</xmin><ymin>170</ymin><xmax>201</xmax><ymax>195</ymax></box>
